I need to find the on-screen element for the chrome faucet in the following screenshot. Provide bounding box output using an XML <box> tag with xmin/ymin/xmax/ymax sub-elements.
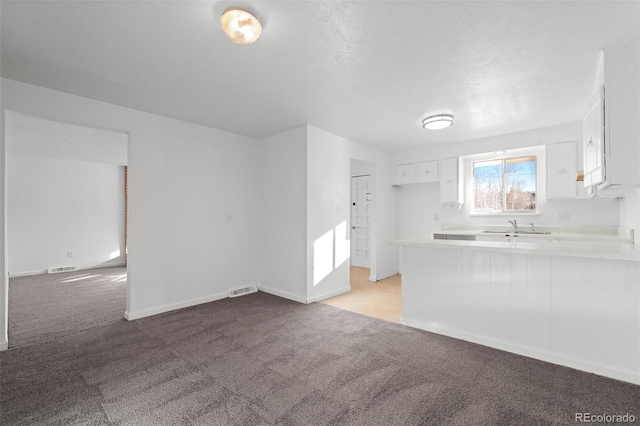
<box><xmin>508</xmin><ymin>220</ymin><xmax>519</xmax><ymax>233</ymax></box>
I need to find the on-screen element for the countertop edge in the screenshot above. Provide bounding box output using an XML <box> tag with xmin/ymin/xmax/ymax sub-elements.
<box><xmin>389</xmin><ymin>239</ymin><xmax>640</xmax><ymax>262</ymax></box>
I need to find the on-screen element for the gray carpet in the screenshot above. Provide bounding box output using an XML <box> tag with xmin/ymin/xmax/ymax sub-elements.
<box><xmin>1</xmin><ymin>272</ymin><xmax>639</xmax><ymax>425</ymax></box>
<box><xmin>8</xmin><ymin>266</ymin><xmax>127</xmax><ymax>348</ymax></box>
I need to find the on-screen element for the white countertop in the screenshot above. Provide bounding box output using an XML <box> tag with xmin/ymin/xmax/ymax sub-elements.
<box><xmin>435</xmin><ymin>225</ymin><xmax>633</xmax><ymax>243</ymax></box>
<box><xmin>390</xmin><ymin>238</ymin><xmax>640</xmax><ymax>262</ymax></box>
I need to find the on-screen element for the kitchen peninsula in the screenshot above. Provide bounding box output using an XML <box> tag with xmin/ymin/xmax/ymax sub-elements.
<box><xmin>391</xmin><ymin>236</ymin><xmax>640</xmax><ymax>384</ymax></box>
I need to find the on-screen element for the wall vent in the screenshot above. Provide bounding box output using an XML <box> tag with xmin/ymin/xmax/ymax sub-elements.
<box><xmin>228</xmin><ymin>284</ymin><xmax>257</xmax><ymax>298</ymax></box>
<box><xmin>47</xmin><ymin>265</ymin><xmax>79</xmax><ymax>274</ymax></box>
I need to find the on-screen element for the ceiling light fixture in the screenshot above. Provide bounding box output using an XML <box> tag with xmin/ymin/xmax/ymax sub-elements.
<box><xmin>422</xmin><ymin>114</ymin><xmax>454</xmax><ymax>130</ymax></box>
<box><xmin>220</xmin><ymin>8</ymin><xmax>262</xmax><ymax>44</ymax></box>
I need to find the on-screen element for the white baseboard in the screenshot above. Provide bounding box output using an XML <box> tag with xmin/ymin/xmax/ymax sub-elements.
<box><xmin>124</xmin><ymin>290</ymin><xmax>228</xmax><ymax>321</ymax></box>
<box><xmin>9</xmin><ymin>262</ymin><xmax>126</xmax><ymax>278</ymax></box>
<box><xmin>8</xmin><ymin>269</ymin><xmax>48</xmax><ymax>278</ymax></box>
<box><xmin>79</xmin><ymin>262</ymin><xmax>126</xmax><ymax>272</ymax></box>
<box><xmin>307</xmin><ymin>286</ymin><xmax>351</xmax><ymax>303</ymax></box>
<box><xmin>0</xmin><ymin>340</ymin><xmax>8</xmax><ymax>351</ymax></box>
<box><xmin>257</xmin><ymin>285</ymin><xmax>307</xmax><ymax>304</ymax></box>
<box><xmin>401</xmin><ymin>317</ymin><xmax>640</xmax><ymax>386</ymax></box>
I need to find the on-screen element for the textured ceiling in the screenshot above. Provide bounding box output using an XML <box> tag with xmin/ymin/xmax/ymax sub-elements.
<box><xmin>6</xmin><ymin>112</ymin><xmax>129</xmax><ymax>166</ymax></box>
<box><xmin>1</xmin><ymin>1</ymin><xmax>638</xmax><ymax>153</ymax></box>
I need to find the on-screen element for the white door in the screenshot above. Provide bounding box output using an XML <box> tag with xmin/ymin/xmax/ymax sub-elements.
<box><xmin>351</xmin><ymin>174</ymin><xmax>372</xmax><ymax>268</ymax></box>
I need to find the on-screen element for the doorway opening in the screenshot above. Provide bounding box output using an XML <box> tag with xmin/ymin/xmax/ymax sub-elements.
<box><xmin>350</xmin><ymin>173</ymin><xmax>372</xmax><ymax>269</ymax></box>
<box><xmin>4</xmin><ymin>111</ymin><xmax>129</xmax><ymax>348</ymax></box>
<box><xmin>322</xmin><ymin>159</ymin><xmax>401</xmax><ymax>322</ymax></box>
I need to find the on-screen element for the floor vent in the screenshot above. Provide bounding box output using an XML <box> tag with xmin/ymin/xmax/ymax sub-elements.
<box><xmin>228</xmin><ymin>284</ymin><xmax>257</xmax><ymax>298</ymax></box>
<box><xmin>47</xmin><ymin>265</ymin><xmax>79</xmax><ymax>274</ymax></box>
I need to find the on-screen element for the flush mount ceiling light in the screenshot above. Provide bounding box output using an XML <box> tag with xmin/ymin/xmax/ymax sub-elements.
<box><xmin>220</xmin><ymin>8</ymin><xmax>262</xmax><ymax>44</ymax></box>
<box><xmin>422</xmin><ymin>114</ymin><xmax>454</xmax><ymax>130</ymax></box>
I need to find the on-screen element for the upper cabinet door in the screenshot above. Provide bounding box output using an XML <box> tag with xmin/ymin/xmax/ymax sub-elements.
<box><xmin>415</xmin><ymin>160</ymin><xmax>439</xmax><ymax>183</ymax></box>
<box><xmin>547</xmin><ymin>142</ymin><xmax>577</xmax><ymax>199</ymax></box>
<box><xmin>394</xmin><ymin>163</ymin><xmax>415</xmax><ymax>185</ymax></box>
<box><xmin>440</xmin><ymin>157</ymin><xmax>463</xmax><ymax>204</ymax></box>
<box><xmin>583</xmin><ymin>94</ymin><xmax>605</xmax><ymax>187</ymax></box>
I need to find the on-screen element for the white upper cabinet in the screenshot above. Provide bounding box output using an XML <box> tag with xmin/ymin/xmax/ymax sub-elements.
<box><xmin>548</xmin><ymin>141</ymin><xmax>579</xmax><ymax>199</ymax></box>
<box><xmin>586</xmin><ymin>40</ymin><xmax>640</xmax><ymax>195</ymax></box>
<box><xmin>393</xmin><ymin>160</ymin><xmax>439</xmax><ymax>185</ymax></box>
<box><xmin>394</xmin><ymin>163</ymin><xmax>415</xmax><ymax>185</ymax></box>
<box><xmin>415</xmin><ymin>160</ymin><xmax>439</xmax><ymax>183</ymax></box>
<box><xmin>439</xmin><ymin>157</ymin><xmax>463</xmax><ymax>204</ymax></box>
<box><xmin>582</xmin><ymin>90</ymin><xmax>605</xmax><ymax>188</ymax></box>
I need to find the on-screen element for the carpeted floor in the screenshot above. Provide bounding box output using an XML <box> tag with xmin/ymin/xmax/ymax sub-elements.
<box><xmin>7</xmin><ymin>266</ymin><xmax>127</xmax><ymax>348</ymax></box>
<box><xmin>2</xmin><ymin>277</ymin><xmax>639</xmax><ymax>425</ymax></box>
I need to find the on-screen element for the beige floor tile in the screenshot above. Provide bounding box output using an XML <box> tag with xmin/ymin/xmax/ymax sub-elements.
<box><xmin>321</xmin><ymin>267</ymin><xmax>401</xmax><ymax>323</ymax></box>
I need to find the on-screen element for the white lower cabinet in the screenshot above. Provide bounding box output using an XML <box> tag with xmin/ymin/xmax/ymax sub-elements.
<box><xmin>400</xmin><ymin>245</ymin><xmax>640</xmax><ymax>384</ymax></box>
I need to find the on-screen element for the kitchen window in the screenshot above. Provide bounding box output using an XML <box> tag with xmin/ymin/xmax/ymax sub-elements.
<box><xmin>472</xmin><ymin>155</ymin><xmax>537</xmax><ymax>213</ymax></box>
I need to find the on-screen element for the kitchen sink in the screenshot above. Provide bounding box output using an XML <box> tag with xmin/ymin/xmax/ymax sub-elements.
<box><xmin>516</xmin><ymin>230</ymin><xmax>551</xmax><ymax>235</ymax></box>
<box><xmin>482</xmin><ymin>230</ymin><xmax>551</xmax><ymax>235</ymax></box>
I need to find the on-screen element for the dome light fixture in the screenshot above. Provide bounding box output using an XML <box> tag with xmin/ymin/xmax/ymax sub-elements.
<box><xmin>221</xmin><ymin>7</ymin><xmax>262</xmax><ymax>44</ymax></box>
<box><xmin>422</xmin><ymin>114</ymin><xmax>454</xmax><ymax>130</ymax></box>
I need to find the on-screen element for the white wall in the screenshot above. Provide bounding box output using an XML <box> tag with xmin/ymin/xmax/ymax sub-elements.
<box><xmin>260</xmin><ymin>125</ymin><xmax>397</xmax><ymax>304</ymax></box>
<box><xmin>393</xmin><ymin>123</ymin><xmax>619</xmax><ymax>239</ymax></box>
<box><xmin>7</xmin><ymin>155</ymin><xmax>125</xmax><ymax>275</ymax></box>
<box><xmin>351</xmin><ymin>159</ymin><xmax>374</xmax><ymax>175</ymax></box>
<box><xmin>307</xmin><ymin>126</ymin><xmax>351</xmax><ymax>301</ymax></box>
<box><xmin>1</xmin><ymin>104</ymin><xmax>6</xmax><ymax>350</ymax></box>
<box><xmin>259</xmin><ymin>126</ymin><xmax>308</xmax><ymax>303</ymax></box>
<box><xmin>1</xmin><ymin>78</ymin><xmax>262</xmax><ymax>329</ymax></box>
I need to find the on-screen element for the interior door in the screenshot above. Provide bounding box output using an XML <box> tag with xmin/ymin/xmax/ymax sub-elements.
<box><xmin>351</xmin><ymin>174</ymin><xmax>372</xmax><ymax>268</ymax></box>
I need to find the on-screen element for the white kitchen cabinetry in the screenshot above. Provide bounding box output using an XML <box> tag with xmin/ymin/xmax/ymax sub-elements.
<box><xmin>394</xmin><ymin>163</ymin><xmax>415</xmax><ymax>185</ymax></box>
<box><xmin>547</xmin><ymin>141</ymin><xmax>585</xmax><ymax>199</ymax></box>
<box><xmin>582</xmin><ymin>93</ymin><xmax>605</xmax><ymax>188</ymax></box>
<box><xmin>398</xmin><ymin>243</ymin><xmax>640</xmax><ymax>384</ymax></box>
<box><xmin>439</xmin><ymin>157</ymin><xmax>463</xmax><ymax>204</ymax></box>
<box><xmin>415</xmin><ymin>160</ymin><xmax>439</xmax><ymax>183</ymax></box>
<box><xmin>584</xmin><ymin>40</ymin><xmax>639</xmax><ymax>195</ymax></box>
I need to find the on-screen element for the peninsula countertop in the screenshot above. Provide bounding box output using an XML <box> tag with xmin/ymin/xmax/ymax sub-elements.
<box><xmin>433</xmin><ymin>225</ymin><xmax>634</xmax><ymax>243</ymax></box>
<box><xmin>390</xmin><ymin>238</ymin><xmax>640</xmax><ymax>262</ymax></box>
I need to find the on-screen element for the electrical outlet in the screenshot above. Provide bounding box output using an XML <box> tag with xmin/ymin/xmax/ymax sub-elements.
<box><xmin>67</xmin><ymin>251</ymin><xmax>74</xmax><ymax>258</ymax></box>
<box><xmin>556</xmin><ymin>212</ymin><xmax>570</xmax><ymax>222</ymax></box>
<box><xmin>226</xmin><ymin>214</ymin><xmax>232</xmax><ymax>223</ymax></box>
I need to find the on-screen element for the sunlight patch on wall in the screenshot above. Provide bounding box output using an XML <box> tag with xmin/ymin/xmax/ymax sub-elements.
<box><xmin>313</xmin><ymin>229</ymin><xmax>334</xmax><ymax>286</ymax></box>
<box><xmin>313</xmin><ymin>221</ymin><xmax>350</xmax><ymax>286</ymax></box>
<box><xmin>334</xmin><ymin>221</ymin><xmax>350</xmax><ymax>268</ymax></box>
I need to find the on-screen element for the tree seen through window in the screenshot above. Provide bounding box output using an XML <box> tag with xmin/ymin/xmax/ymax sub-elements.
<box><xmin>473</xmin><ymin>156</ymin><xmax>536</xmax><ymax>213</ymax></box>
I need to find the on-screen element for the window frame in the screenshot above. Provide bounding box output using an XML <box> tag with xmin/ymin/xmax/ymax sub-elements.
<box><xmin>471</xmin><ymin>155</ymin><xmax>538</xmax><ymax>214</ymax></box>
